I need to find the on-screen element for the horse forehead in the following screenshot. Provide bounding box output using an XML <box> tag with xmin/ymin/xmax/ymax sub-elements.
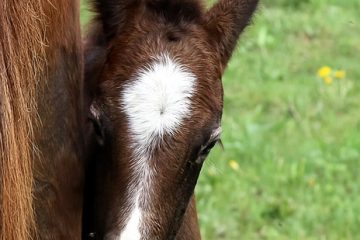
<box><xmin>120</xmin><ymin>54</ymin><xmax>197</xmax><ymax>148</ymax></box>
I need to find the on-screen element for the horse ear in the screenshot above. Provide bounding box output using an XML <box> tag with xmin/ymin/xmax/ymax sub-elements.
<box><xmin>91</xmin><ymin>0</ymin><xmax>139</xmax><ymax>41</ymax></box>
<box><xmin>205</xmin><ymin>0</ymin><xmax>259</xmax><ymax>69</ymax></box>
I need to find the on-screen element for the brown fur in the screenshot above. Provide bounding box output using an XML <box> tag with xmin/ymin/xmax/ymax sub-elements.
<box><xmin>33</xmin><ymin>0</ymin><xmax>85</xmax><ymax>239</ymax></box>
<box><xmin>1</xmin><ymin>0</ymin><xmax>84</xmax><ymax>239</ymax></box>
<box><xmin>83</xmin><ymin>0</ymin><xmax>259</xmax><ymax>239</ymax></box>
<box><xmin>175</xmin><ymin>196</ymin><xmax>201</xmax><ymax>240</ymax></box>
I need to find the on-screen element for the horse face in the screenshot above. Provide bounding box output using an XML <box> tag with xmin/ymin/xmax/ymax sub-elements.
<box><xmin>94</xmin><ymin>19</ymin><xmax>222</xmax><ymax>240</ymax></box>
<box><xmin>85</xmin><ymin>0</ymin><xmax>258</xmax><ymax>238</ymax></box>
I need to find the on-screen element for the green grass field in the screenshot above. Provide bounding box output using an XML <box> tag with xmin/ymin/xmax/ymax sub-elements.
<box><xmin>81</xmin><ymin>0</ymin><xmax>360</xmax><ymax>239</ymax></box>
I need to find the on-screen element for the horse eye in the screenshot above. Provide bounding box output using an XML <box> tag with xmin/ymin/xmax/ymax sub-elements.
<box><xmin>200</xmin><ymin>140</ymin><xmax>218</xmax><ymax>156</ymax></box>
<box><xmin>91</xmin><ymin>118</ymin><xmax>105</xmax><ymax>146</ymax></box>
<box><xmin>92</xmin><ymin>120</ymin><xmax>102</xmax><ymax>137</ymax></box>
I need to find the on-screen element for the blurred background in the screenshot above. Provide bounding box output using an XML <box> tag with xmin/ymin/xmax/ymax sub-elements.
<box><xmin>81</xmin><ymin>0</ymin><xmax>360</xmax><ymax>239</ymax></box>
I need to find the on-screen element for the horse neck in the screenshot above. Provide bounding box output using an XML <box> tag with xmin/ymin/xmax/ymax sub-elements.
<box><xmin>0</xmin><ymin>0</ymin><xmax>85</xmax><ymax>239</ymax></box>
<box><xmin>0</xmin><ymin>0</ymin><xmax>47</xmax><ymax>238</ymax></box>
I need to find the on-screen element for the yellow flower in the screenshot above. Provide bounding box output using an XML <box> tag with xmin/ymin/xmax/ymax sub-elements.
<box><xmin>323</xmin><ymin>76</ymin><xmax>333</xmax><ymax>85</ymax></box>
<box><xmin>307</xmin><ymin>178</ymin><xmax>316</xmax><ymax>188</ymax></box>
<box><xmin>334</xmin><ymin>70</ymin><xmax>346</xmax><ymax>79</ymax></box>
<box><xmin>229</xmin><ymin>160</ymin><xmax>239</xmax><ymax>171</ymax></box>
<box><xmin>317</xmin><ymin>66</ymin><xmax>332</xmax><ymax>78</ymax></box>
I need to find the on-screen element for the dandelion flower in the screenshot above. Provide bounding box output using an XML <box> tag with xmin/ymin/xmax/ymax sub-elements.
<box><xmin>317</xmin><ymin>66</ymin><xmax>332</xmax><ymax>78</ymax></box>
<box><xmin>323</xmin><ymin>76</ymin><xmax>333</xmax><ymax>85</ymax></box>
<box><xmin>334</xmin><ymin>70</ymin><xmax>346</xmax><ymax>79</ymax></box>
<box><xmin>307</xmin><ymin>178</ymin><xmax>316</xmax><ymax>188</ymax></box>
<box><xmin>229</xmin><ymin>160</ymin><xmax>239</xmax><ymax>171</ymax></box>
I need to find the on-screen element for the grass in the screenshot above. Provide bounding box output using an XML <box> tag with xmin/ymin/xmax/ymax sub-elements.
<box><xmin>197</xmin><ymin>0</ymin><xmax>360</xmax><ymax>239</ymax></box>
<box><xmin>81</xmin><ymin>0</ymin><xmax>360</xmax><ymax>239</ymax></box>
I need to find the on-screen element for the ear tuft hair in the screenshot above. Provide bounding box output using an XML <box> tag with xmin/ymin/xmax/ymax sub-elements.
<box><xmin>90</xmin><ymin>0</ymin><xmax>140</xmax><ymax>41</ymax></box>
<box><xmin>206</xmin><ymin>0</ymin><xmax>259</xmax><ymax>68</ymax></box>
<box><xmin>146</xmin><ymin>0</ymin><xmax>204</xmax><ymax>24</ymax></box>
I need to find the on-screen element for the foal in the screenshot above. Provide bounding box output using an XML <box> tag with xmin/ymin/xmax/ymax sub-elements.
<box><xmin>84</xmin><ymin>0</ymin><xmax>258</xmax><ymax>239</ymax></box>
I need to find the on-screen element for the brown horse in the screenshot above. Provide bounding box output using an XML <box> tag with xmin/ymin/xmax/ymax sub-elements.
<box><xmin>0</xmin><ymin>0</ymin><xmax>85</xmax><ymax>239</ymax></box>
<box><xmin>83</xmin><ymin>0</ymin><xmax>258</xmax><ymax>239</ymax></box>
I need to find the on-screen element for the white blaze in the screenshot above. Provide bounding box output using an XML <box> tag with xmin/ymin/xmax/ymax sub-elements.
<box><xmin>119</xmin><ymin>195</ymin><xmax>141</xmax><ymax>240</ymax></box>
<box><xmin>118</xmin><ymin>54</ymin><xmax>196</xmax><ymax>239</ymax></box>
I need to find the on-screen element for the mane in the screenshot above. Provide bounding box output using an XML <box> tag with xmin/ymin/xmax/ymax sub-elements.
<box><xmin>0</xmin><ymin>0</ymin><xmax>46</xmax><ymax>239</ymax></box>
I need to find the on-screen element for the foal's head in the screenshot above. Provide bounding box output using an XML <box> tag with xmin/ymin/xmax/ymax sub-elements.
<box><xmin>85</xmin><ymin>0</ymin><xmax>258</xmax><ymax>239</ymax></box>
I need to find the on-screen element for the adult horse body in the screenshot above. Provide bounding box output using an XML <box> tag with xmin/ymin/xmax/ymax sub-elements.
<box><xmin>84</xmin><ymin>0</ymin><xmax>258</xmax><ymax>239</ymax></box>
<box><xmin>0</xmin><ymin>0</ymin><xmax>84</xmax><ymax>239</ymax></box>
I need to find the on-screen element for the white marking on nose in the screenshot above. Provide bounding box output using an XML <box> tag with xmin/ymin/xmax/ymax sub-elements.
<box><xmin>119</xmin><ymin>195</ymin><xmax>141</xmax><ymax>240</ymax></box>
<box><xmin>118</xmin><ymin>54</ymin><xmax>196</xmax><ymax>239</ymax></box>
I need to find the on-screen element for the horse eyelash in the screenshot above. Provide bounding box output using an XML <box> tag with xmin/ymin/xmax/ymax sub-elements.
<box><xmin>216</xmin><ymin>138</ymin><xmax>224</xmax><ymax>150</ymax></box>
